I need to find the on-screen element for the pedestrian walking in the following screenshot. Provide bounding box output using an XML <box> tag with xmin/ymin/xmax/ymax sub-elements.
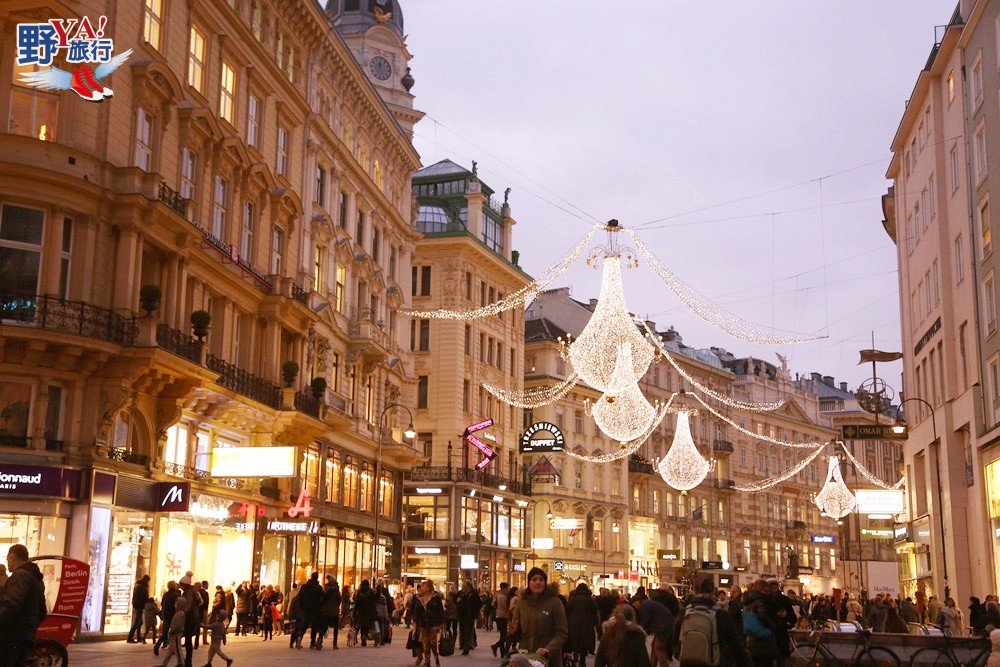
<box><xmin>319</xmin><ymin>576</ymin><xmax>342</xmax><ymax>649</ymax></box>
<box><xmin>444</xmin><ymin>584</ymin><xmax>459</xmax><ymax>639</ymax></box>
<box><xmin>143</xmin><ymin>596</ymin><xmax>160</xmax><ymax>643</ymax></box>
<box><xmin>410</xmin><ymin>578</ymin><xmax>445</xmax><ymax>667</ymax></box>
<box><xmin>510</xmin><ymin>567</ymin><xmax>568</xmax><ymax>667</ymax></box>
<box><xmin>491</xmin><ymin>582</ymin><xmax>511</xmax><ymax>657</ymax></box>
<box><xmin>674</xmin><ymin>578</ymin><xmax>749</xmax><ymax>667</ymax></box>
<box><xmin>354</xmin><ymin>579</ymin><xmax>378</xmax><ymax>647</ymax></box>
<box><xmin>234</xmin><ymin>583</ymin><xmax>251</xmax><ymax>636</ymax></box>
<box><xmin>155</xmin><ymin>581</ymin><xmax>180</xmax><ymax>656</ymax></box>
<box><xmin>0</xmin><ymin>544</ymin><xmax>48</xmax><ymax>667</ymax></box>
<box><xmin>156</xmin><ymin>596</ymin><xmax>188</xmax><ymax>667</ymax></box>
<box><xmin>201</xmin><ymin>609</ymin><xmax>233</xmax><ymax>667</ymax></box>
<box><xmin>297</xmin><ymin>572</ymin><xmax>323</xmax><ymax>649</ymax></box>
<box><xmin>594</xmin><ymin>604</ymin><xmax>650</xmax><ymax>667</ymax></box>
<box><xmin>939</xmin><ymin>598</ymin><xmax>965</xmax><ymax>636</ymax></box>
<box><xmin>566</xmin><ymin>582</ymin><xmax>601</xmax><ymax>667</ymax></box>
<box><xmin>260</xmin><ymin>589</ymin><xmax>275</xmax><ymax>641</ymax></box>
<box><xmin>127</xmin><ymin>574</ymin><xmax>151</xmax><ymax>643</ymax></box>
<box><xmin>456</xmin><ymin>579</ymin><xmax>482</xmax><ymax>655</ymax></box>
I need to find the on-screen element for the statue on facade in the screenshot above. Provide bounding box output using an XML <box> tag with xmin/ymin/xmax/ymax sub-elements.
<box><xmin>775</xmin><ymin>353</ymin><xmax>792</xmax><ymax>381</ymax></box>
<box><xmin>504</xmin><ymin>187</ymin><xmax>511</xmax><ymax>205</ymax></box>
<box><xmin>786</xmin><ymin>546</ymin><xmax>799</xmax><ymax>579</ymax></box>
<box><xmin>471</xmin><ymin>160</ymin><xmax>478</xmax><ymax>176</ymax></box>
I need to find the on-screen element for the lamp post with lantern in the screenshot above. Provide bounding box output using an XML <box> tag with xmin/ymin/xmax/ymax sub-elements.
<box><xmin>373</xmin><ymin>403</ymin><xmax>416</xmax><ymax>581</ymax></box>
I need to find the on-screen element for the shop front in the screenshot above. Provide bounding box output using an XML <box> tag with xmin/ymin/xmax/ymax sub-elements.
<box><xmin>0</xmin><ymin>463</ymin><xmax>81</xmax><ymax>560</ymax></box>
<box><xmin>403</xmin><ymin>544</ymin><xmax>526</xmax><ymax>588</ymax></box>
<box><xmin>986</xmin><ymin>457</ymin><xmax>1000</xmax><ymax>596</ymax></box>
<box><xmin>896</xmin><ymin>517</ymin><xmax>934</xmax><ymax>600</ymax></box>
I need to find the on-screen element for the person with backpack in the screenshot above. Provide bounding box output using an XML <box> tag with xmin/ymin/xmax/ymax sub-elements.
<box><xmin>742</xmin><ymin>580</ymin><xmax>778</xmax><ymax>667</ymax></box>
<box><xmin>630</xmin><ymin>592</ymin><xmax>674</xmax><ymax>666</ymax></box>
<box><xmin>763</xmin><ymin>578</ymin><xmax>795</xmax><ymax>663</ymax></box>
<box><xmin>674</xmin><ymin>578</ymin><xmax>750</xmax><ymax>667</ymax></box>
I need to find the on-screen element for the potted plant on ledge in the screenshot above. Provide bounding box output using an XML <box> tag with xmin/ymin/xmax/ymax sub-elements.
<box><xmin>139</xmin><ymin>285</ymin><xmax>161</xmax><ymax>316</ymax></box>
<box><xmin>281</xmin><ymin>360</ymin><xmax>299</xmax><ymax>387</ymax></box>
<box><xmin>310</xmin><ymin>376</ymin><xmax>327</xmax><ymax>400</ymax></box>
<box><xmin>190</xmin><ymin>310</ymin><xmax>211</xmax><ymax>342</ymax></box>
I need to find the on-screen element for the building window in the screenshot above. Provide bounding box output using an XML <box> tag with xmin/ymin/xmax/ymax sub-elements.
<box><xmin>421</xmin><ymin>266</ymin><xmax>431</xmax><ymax>296</ymax></box>
<box><xmin>180</xmin><ymin>147</ymin><xmax>196</xmax><ymax>200</ymax></box>
<box><xmin>418</xmin><ymin>319</ymin><xmax>430</xmax><ymax>351</ymax></box>
<box><xmin>463</xmin><ymin>379</ymin><xmax>471</xmax><ymax>413</ymax></box>
<box><xmin>314</xmin><ymin>245</ymin><xmax>325</xmax><ymax>293</ymax></box>
<box><xmin>371</xmin><ymin>227</ymin><xmax>380</xmax><ymax>262</ymax></box>
<box><xmin>947</xmin><ymin>71</ymin><xmax>955</xmax><ymax>103</ymax></box>
<box><xmin>482</xmin><ymin>214</ymin><xmax>503</xmax><ymax>253</ymax></box>
<box><xmin>417</xmin><ymin>376</ymin><xmax>428</xmax><ymax>409</ymax></box>
<box><xmin>956</xmin><ymin>235</ymin><xmax>965</xmax><ymax>283</ymax></box>
<box><xmin>57</xmin><ymin>218</ymin><xmax>72</xmax><ymax>299</ymax></box>
<box><xmin>315</xmin><ymin>166</ymin><xmax>325</xmax><ymax>207</ymax></box>
<box><xmin>251</xmin><ymin>1</ymin><xmax>264</xmax><ymax>41</ymax></box>
<box><xmin>980</xmin><ymin>198</ymin><xmax>992</xmax><ymax>259</ymax></box>
<box><xmin>188</xmin><ymin>26</ymin><xmax>206</xmax><ymax>91</ymax></box>
<box><xmin>1</xmin><ymin>204</ymin><xmax>44</xmax><ymax>296</ymax></box>
<box><xmin>984</xmin><ymin>273</ymin><xmax>997</xmax><ymax>336</ymax></box>
<box><xmin>247</xmin><ymin>94</ymin><xmax>260</xmax><ymax>148</ymax></box>
<box><xmin>338</xmin><ymin>192</ymin><xmax>348</xmax><ymax>228</ymax></box>
<box><xmin>975</xmin><ymin>123</ymin><xmax>988</xmax><ymax>183</ymax></box>
<box><xmin>325</xmin><ymin>449</ymin><xmax>341</xmax><ymax>504</ymax></box>
<box><xmin>335</xmin><ymin>264</ymin><xmax>346</xmax><ymax>313</ymax></box>
<box><xmin>143</xmin><ymin>0</ymin><xmax>163</xmax><ymax>49</ymax></box>
<box><xmin>219</xmin><ymin>62</ymin><xmax>236</xmax><ymax>124</ymax></box>
<box><xmin>277</xmin><ymin>126</ymin><xmax>288</xmax><ymax>176</ymax></box>
<box><xmin>973</xmin><ymin>54</ymin><xmax>983</xmax><ymax>106</ymax></box>
<box><xmin>951</xmin><ymin>144</ymin><xmax>960</xmax><ymax>193</ymax></box>
<box><xmin>240</xmin><ymin>201</ymin><xmax>254</xmax><ymax>258</ymax></box>
<box><xmin>134</xmin><ymin>107</ymin><xmax>152</xmax><ymax>171</ymax></box>
<box><xmin>343</xmin><ymin>457</ymin><xmax>359</xmax><ymax>508</ymax></box>
<box><xmin>212</xmin><ymin>176</ymin><xmax>227</xmax><ymax>240</ymax></box>
<box><xmin>574</xmin><ymin>410</ymin><xmax>583</xmax><ymax>434</ymax></box>
<box><xmin>271</xmin><ymin>226</ymin><xmax>283</xmax><ymax>274</ymax></box>
<box><xmin>9</xmin><ymin>63</ymin><xmax>58</xmax><ymax>141</ymax></box>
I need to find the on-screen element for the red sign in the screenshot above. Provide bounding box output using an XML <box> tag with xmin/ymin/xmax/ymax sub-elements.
<box><xmin>288</xmin><ymin>489</ymin><xmax>312</xmax><ymax>518</ymax></box>
<box><xmin>474</xmin><ymin>451</ymin><xmax>497</xmax><ymax>471</ymax></box>
<box><xmin>464</xmin><ymin>418</ymin><xmax>494</xmax><ymax>436</ymax></box>
<box><xmin>32</xmin><ymin>556</ymin><xmax>90</xmax><ymax>647</ymax></box>
<box><xmin>466</xmin><ymin>433</ymin><xmax>496</xmax><ymax>460</ymax></box>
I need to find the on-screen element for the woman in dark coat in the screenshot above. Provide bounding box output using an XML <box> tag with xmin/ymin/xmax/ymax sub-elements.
<box><xmin>594</xmin><ymin>604</ymin><xmax>650</xmax><ymax>667</ymax></box>
<box><xmin>565</xmin><ymin>583</ymin><xmax>601</xmax><ymax>667</ymax></box>
<box><xmin>353</xmin><ymin>579</ymin><xmax>378</xmax><ymax>647</ymax></box>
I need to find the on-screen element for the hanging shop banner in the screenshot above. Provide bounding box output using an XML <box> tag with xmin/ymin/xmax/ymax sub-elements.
<box><xmin>156</xmin><ymin>482</ymin><xmax>191</xmax><ymax>512</ymax></box>
<box><xmin>33</xmin><ymin>556</ymin><xmax>90</xmax><ymax>647</ymax></box>
<box><xmin>464</xmin><ymin>418</ymin><xmax>494</xmax><ymax>436</ymax></box>
<box><xmin>209</xmin><ymin>446</ymin><xmax>296</xmax><ymax>477</ymax></box>
<box><xmin>520</xmin><ymin>422</ymin><xmax>566</xmax><ymax>453</ymax></box>
<box><xmin>657</xmin><ymin>549</ymin><xmax>680</xmax><ymax>561</ymax></box>
<box><xmin>860</xmin><ymin>527</ymin><xmax>894</xmax><ymax>539</ymax></box>
<box><xmin>0</xmin><ymin>464</ymin><xmax>81</xmax><ymax>498</ymax></box>
<box><xmin>855</xmin><ymin>489</ymin><xmax>905</xmax><ymax>515</ymax></box>
<box><xmin>549</xmin><ymin>517</ymin><xmax>585</xmax><ymax>530</ymax></box>
<box><xmin>466</xmin><ymin>432</ymin><xmax>497</xmax><ymax>470</ymax></box>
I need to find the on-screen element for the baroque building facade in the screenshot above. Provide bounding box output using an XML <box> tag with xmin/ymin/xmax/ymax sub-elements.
<box><xmin>0</xmin><ymin>0</ymin><xmax>424</xmax><ymax>636</ymax></box>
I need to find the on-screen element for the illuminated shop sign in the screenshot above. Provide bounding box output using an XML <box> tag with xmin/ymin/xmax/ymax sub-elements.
<box><xmin>860</xmin><ymin>527</ymin><xmax>894</xmax><ymax>539</ymax></box>
<box><xmin>209</xmin><ymin>446</ymin><xmax>296</xmax><ymax>477</ymax></box>
<box><xmin>855</xmin><ymin>489</ymin><xmax>905</xmax><ymax>515</ymax></box>
<box><xmin>156</xmin><ymin>482</ymin><xmax>190</xmax><ymax>512</ymax></box>
<box><xmin>413</xmin><ymin>547</ymin><xmax>441</xmax><ymax>555</ymax></box>
<box><xmin>460</xmin><ymin>554</ymin><xmax>478</xmax><ymax>569</ymax></box>
<box><xmin>265</xmin><ymin>519</ymin><xmax>318</xmax><ymax>534</ymax></box>
<box><xmin>810</xmin><ymin>535</ymin><xmax>835</xmax><ymax>544</ymax></box>
<box><xmin>520</xmin><ymin>422</ymin><xmax>565</xmax><ymax>453</ymax></box>
<box><xmin>549</xmin><ymin>518</ymin><xmax>585</xmax><ymax>530</ymax></box>
<box><xmin>530</xmin><ymin>538</ymin><xmax>554</xmax><ymax>550</ymax></box>
<box><xmin>0</xmin><ymin>464</ymin><xmax>81</xmax><ymax>498</ymax></box>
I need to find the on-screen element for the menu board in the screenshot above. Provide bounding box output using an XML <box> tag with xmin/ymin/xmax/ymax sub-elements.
<box><xmin>106</xmin><ymin>574</ymin><xmax>132</xmax><ymax>616</ymax></box>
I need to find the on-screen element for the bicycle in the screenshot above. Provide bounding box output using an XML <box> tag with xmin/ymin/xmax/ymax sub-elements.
<box><xmin>906</xmin><ymin>632</ymin><xmax>990</xmax><ymax>666</ymax></box>
<box><xmin>791</xmin><ymin>627</ymin><xmax>902</xmax><ymax>666</ymax></box>
<box><xmin>25</xmin><ymin>638</ymin><xmax>69</xmax><ymax>667</ymax></box>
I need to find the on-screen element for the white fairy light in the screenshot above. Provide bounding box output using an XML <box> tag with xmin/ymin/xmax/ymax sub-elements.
<box><xmin>732</xmin><ymin>443</ymin><xmax>827</xmax><ymax>493</ymax></box>
<box><xmin>564</xmin><ymin>254</ymin><xmax>655</xmax><ymax>392</ymax></box>
<box><xmin>565</xmin><ymin>394</ymin><xmax>676</xmax><ymax>463</ymax></box>
<box><xmin>689</xmin><ymin>392</ymin><xmax>825</xmax><ymax>449</ymax></box>
<box><xmin>838</xmin><ymin>442</ymin><xmax>905</xmax><ymax>490</ymax></box>
<box><xmin>626</xmin><ymin>228</ymin><xmax>825</xmax><ymax>345</ymax></box>
<box><xmin>657</xmin><ymin>410</ymin><xmax>712</xmax><ymax>491</ymax></box>
<box><xmin>398</xmin><ymin>225</ymin><xmax>600</xmax><ymax>320</ymax></box>
<box><xmin>814</xmin><ymin>455</ymin><xmax>857</xmax><ymax>519</ymax></box>
<box><xmin>483</xmin><ymin>373</ymin><xmax>579</xmax><ymax>409</ymax></box>
<box><xmin>642</xmin><ymin>324</ymin><xmax>786</xmax><ymax>412</ymax></box>
<box><xmin>589</xmin><ymin>344</ymin><xmax>657</xmax><ymax>443</ymax></box>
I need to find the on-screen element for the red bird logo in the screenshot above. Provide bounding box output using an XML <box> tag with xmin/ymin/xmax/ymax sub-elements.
<box><xmin>18</xmin><ymin>48</ymin><xmax>132</xmax><ymax>102</ymax></box>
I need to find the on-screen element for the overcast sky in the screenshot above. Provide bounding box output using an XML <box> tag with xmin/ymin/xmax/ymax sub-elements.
<box><xmin>404</xmin><ymin>0</ymin><xmax>947</xmax><ymax>394</ymax></box>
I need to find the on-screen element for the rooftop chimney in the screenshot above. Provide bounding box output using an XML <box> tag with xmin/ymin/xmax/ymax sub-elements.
<box><xmin>840</xmin><ymin>382</ymin><xmax>848</xmax><ymax>392</ymax></box>
<box><xmin>588</xmin><ymin>298</ymin><xmax>598</xmax><ymax>309</ymax></box>
<box><xmin>644</xmin><ymin>320</ymin><xmax>656</xmax><ymax>332</ymax></box>
<box><xmin>823</xmin><ymin>375</ymin><xmax>835</xmax><ymax>387</ymax></box>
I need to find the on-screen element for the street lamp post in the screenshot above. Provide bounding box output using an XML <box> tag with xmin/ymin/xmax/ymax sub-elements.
<box><xmin>892</xmin><ymin>396</ymin><xmax>946</xmax><ymax>599</ymax></box>
<box><xmin>373</xmin><ymin>403</ymin><xmax>416</xmax><ymax>582</ymax></box>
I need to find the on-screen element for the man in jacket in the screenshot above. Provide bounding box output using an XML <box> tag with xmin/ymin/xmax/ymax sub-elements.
<box><xmin>0</xmin><ymin>544</ymin><xmax>47</xmax><ymax>667</ymax></box>
<box><xmin>673</xmin><ymin>578</ymin><xmax>750</xmax><ymax>667</ymax></box>
<box><xmin>234</xmin><ymin>583</ymin><xmax>251</xmax><ymax>636</ymax></box>
<box><xmin>631</xmin><ymin>595</ymin><xmax>674</xmax><ymax>666</ymax></box>
<box><xmin>491</xmin><ymin>582</ymin><xmax>510</xmax><ymax>657</ymax></box>
<box><xmin>456</xmin><ymin>579</ymin><xmax>482</xmax><ymax>655</ymax></box>
<box><xmin>763</xmin><ymin>578</ymin><xmax>796</xmax><ymax>665</ymax></box>
<box><xmin>127</xmin><ymin>574</ymin><xmax>151</xmax><ymax>643</ymax></box>
<box><xmin>154</xmin><ymin>581</ymin><xmax>180</xmax><ymax>656</ymax></box>
<box><xmin>297</xmin><ymin>572</ymin><xmax>323</xmax><ymax>649</ymax></box>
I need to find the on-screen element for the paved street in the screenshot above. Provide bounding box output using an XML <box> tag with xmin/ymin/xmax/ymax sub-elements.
<box><xmin>69</xmin><ymin>630</ymin><xmax>505</xmax><ymax>667</ymax></box>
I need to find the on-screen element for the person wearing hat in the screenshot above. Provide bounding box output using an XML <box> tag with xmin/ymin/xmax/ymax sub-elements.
<box><xmin>510</xmin><ymin>567</ymin><xmax>568</xmax><ymax>667</ymax></box>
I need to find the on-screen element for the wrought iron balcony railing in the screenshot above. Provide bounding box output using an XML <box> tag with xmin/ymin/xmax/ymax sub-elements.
<box><xmin>1</xmin><ymin>293</ymin><xmax>137</xmax><ymax>346</ymax></box>
<box><xmin>156</xmin><ymin>324</ymin><xmax>202</xmax><ymax>363</ymax></box>
<box><xmin>294</xmin><ymin>391</ymin><xmax>321</xmax><ymax>419</ymax></box>
<box><xmin>290</xmin><ymin>282</ymin><xmax>310</xmax><ymax>306</ymax></box>
<box><xmin>206</xmin><ymin>354</ymin><xmax>282</xmax><ymax>410</ymax></box>
<box><xmin>713</xmin><ymin>440</ymin><xmax>734</xmax><ymax>453</ymax></box>
<box><xmin>628</xmin><ymin>454</ymin><xmax>656</xmax><ymax>474</ymax></box>
<box><xmin>163</xmin><ymin>461</ymin><xmax>256</xmax><ymax>492</ymax></box>
<box><xmin>406</xmin><ymin>466</ymin><xmax>531</xmax><ymax>496</ymax></box>
<box><xmin>158</xmin><ymin>181</ymin><xmax>188</xmax><ymax>218</ymax></box>
<box><xmin>107</xmin><ymin>447</ymin><xmax>150</xmax><ymax>466</ymax></box>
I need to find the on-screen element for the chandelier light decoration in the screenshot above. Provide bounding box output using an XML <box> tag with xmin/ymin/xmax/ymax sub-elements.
<box><xmin>838</xmin><ymin>443</ymin><xmax>905</xmax><ymax>490</ymax></box>
<box><xmin>643</xmin><ymin>324</ymin><xmax>786</xmax><ymax>412</ymax></box>
<box><xmin>563</xmin><ymin>254</ymin><xmax>654</xmax><ymax>393</ymax></box>
<box><xmin>658</xmin><ymin>409</ymin><xmax>712</xmax><ymax>491</ymax></box>
<box><xmin>565</xmin><ymin>393</ymin><xmax>675</xmax><ymax>463</ymax></box>
<box><xmin>626</xmin><ymin>228</ymin><xmax>825</xmax><ymax>345</ymax></box>
<box><xmin>587</xmin><ymin>344</ymin><xmax>657</xmax><ymax>443</ymax></box>
<box><xmin>482</xmin><ymin>373</ymin><xmax>579</xmax><ymax>409</ymax></box>
<box><xmin>813</xmin><ymin>455</ymin><xmax>857</xmax><ymax>519</ymax></box>
<box><xmin>398</xmin><ymin>224</ymin><xmax>600</xmax><ymax>320</ymax></box>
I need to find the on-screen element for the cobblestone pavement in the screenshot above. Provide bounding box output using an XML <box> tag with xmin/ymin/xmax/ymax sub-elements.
<box><xmin>69</xmin><ymin>629</ymin><xmax>505</xmax><ymax>666</ymax></box>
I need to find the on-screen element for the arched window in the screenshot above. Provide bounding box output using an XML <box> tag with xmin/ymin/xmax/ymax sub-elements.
<box><xmin>416</xmin><ymin>205</ymin><xmax>450</xmax><ymax>233</ymax></box>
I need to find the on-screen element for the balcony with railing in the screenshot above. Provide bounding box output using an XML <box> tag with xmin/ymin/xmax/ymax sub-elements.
<box><xmin>156</xmin><ymin>324</ymin><xmax>202</xmax><ymax>363</ymax></box>
<box><xmin>158</xmin><ymin>181</ymin><xmax>188</xmax><ymax>218</ymax></box>
<box><xmin>206</xmin><ymin>354</ymin><xmax>282</xmax><ymax>410</ymax></box>
<box><xmin>713</xmin><ymin>478</ymin><xmax>736</xmax><ymax>490</ymax></box>
<box><xmin>713</xmin><ymin>440</ymin><xmax>734</xmax><ymax>455</ymax></box>
<box><xmin>628</xmin><ymin>454</ymin><xmax>656</xmax><ymax>475</ymax></box>
<box><xmin>348</xmin><ymin>307</ymin><xmax>391</xmax><ymax>363</ymax></box>
<box><xmin>107</xmin><ymin>447</ymin><xmax>150</xmax><ymax>467</ymax></box>
<box><xmin>294</xmin><ymin>391</ymin><xmax>321</xmax><ymax>419</ymax></box>
<box><xmin>786</xmin><ymin>519</ymin><xmax>808</xmax><ymax>531</ymax></box>
<box><xmin>1</xmin><ymin>293</ymin><xmax>137</xmax><ymax>346</ymax></box>
<box><xmin>162</xmin><ymin>461</ymin><xmax>257</xmax><ymax>492</ymax></box>
<box><xmin>290</xmin><ymin>282</ymin><xmax>310</xmax><ymax>306</ymax></box>
<box><xmin>406</xmin><ymin>466</ymin><xmax>531</xmax><ymax>496</ymax></box>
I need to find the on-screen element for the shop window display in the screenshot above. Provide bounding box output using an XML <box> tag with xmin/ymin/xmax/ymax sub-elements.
<box><xmin>104</xmin><ymin>510</ymin><xmax>153</xmax><ymax>633</ymax></box>
<box><xmin>0</xmin><ymin>514</ymin><xmax>66</xmax><ymax>561</ymax></box>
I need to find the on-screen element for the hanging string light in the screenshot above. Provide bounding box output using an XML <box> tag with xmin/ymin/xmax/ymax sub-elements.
<box><xmin>563</xmin><ymin>254</ymin><xmax>654</xmax><ymax>392</ymax></box>
<box><xmin>814</xmin><ymin>455</ymin><xmax>857</xmax><ymax>519</ymax></box>
<box><xmin>483</xmin><ymin>373</ymin><xmax>579</xmax><ymax>409</ymax></box>
<box><xmin>588</xmin><ymin>344</ymin><xmax>657</xmax><ymax>443</ymax></box>
<box><xmin>398</xmin><ymin>224</ymin><xmax>600</xmax><ymax>320</ymax></box>
<box><xmin>565</xmin><ymin>393</ymin><xmax>676</xmax><ymax>463</ymax></box>
<box><xmin>838</xmin><ymin>443</ymin><xmax>905</xmax><ymax>490</ymax></box>
<box><xmin>689</xmin><ymin>392</ymin><xmax>826</xmax><ymax>449</ymax></box>
<box><xmin>732</xmin><ymin>443</ymin><xmax>828</xmax><ymax>492</ymax></box>
<box><xmin>658</xmin><ymin>409</ymin><xmax>712</xmax><ymax>491</ymax></box>
<box><xmin>626</xmin><ymin>228</ymin><xmax>825</xmax><ymax>345</ymax></box>
<box><xmin>642</xmin><ymin>324</ymin><xmax>786</xmax><ymax>412</ymax></box>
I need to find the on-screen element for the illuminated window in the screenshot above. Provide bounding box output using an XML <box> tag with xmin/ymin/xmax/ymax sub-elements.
<box><xmin>219</xmin><ymin>63</ymin><xmax>236</xmax><ymax>124</ymax></box>
<box><xmin>271</xmin><ymin>226</ymin><xmax>283</xmax><ymax>274</ymax></box>
<box><xmin>180</xmin><ymin>147</ymin><xmax>196</xmax><ymax>200</ymax></box>
<box><xmin>277</xmin><ymin>126</ymin><xmax>288</xmax><ymax>176</ymax></box>
<box><xmin>373</xmin><ymin>160</ymin><xmax>383</xmax><ymax>189</ymax></box>
<box><xmin>188</xmin><ymin>26</ymin><xmax>206</xmax><ymax>91</ymax></box>
<box><xmin>9</xmin><ymin>62</ymin><xmax>57</xmax><ymax>141</ymax></box>
<box><xmin>134</xmin><ymin>107</ymin><xmax>152</xmax><ymax>170</ymax></box>
<box><xmin>335</xmin><ymin>264</ymin><xmax>346</xmax><ymax>313</ymax></box>
<box><xmin>240</xmin><ymin>201</ymin><xmax>254</xmax><ymax>258</ymax></box>
<box><xmin>300</xmin><ymin>446</ymin><xmax>320</xmax><ymax>498</ymax></box>
<box><xmin>212</xmin><ymin>176</ymin><xmax>227</xmax><ymax>240</ymax></box>
<box><xmin>313</xmin><ymin>245</ymin><xmax>325</xmax><ymax>293</ymax></box>
<box><xmin>251</xmin><ymin>1</ymin><xmax>263</xmax><ymax>41</ymax></box>
<box><xmin>379</xmin><ymin>470</ymin><xmax>393</xmax><ymax>516</ymax></box>
<box><xmin>359</xmin><ymin>462</ymin><xmax>374</xmax><ymax>512</ymax></box>
<box><xmin>980</xmin><ymin>197</ymin><xmax>992</xmax><ymax>259</ymax></box>
<box><xmin>343</xmin><ymin>458</ymin><xmax>359</xmax><ymax>508</ymax></box>
<box><xmin>143</xmin><ymin>0</ymin><xmax>163</xmax><ymax>49</ymax></box>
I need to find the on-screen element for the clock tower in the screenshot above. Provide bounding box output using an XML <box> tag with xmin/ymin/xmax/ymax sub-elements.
<box><xmin>330</xmin><ymin>0</ymin><xmax>424</xmax><ymax>136</ymax></box>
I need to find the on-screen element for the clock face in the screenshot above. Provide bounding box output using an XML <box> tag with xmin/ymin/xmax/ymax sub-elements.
<box><xmin>369</xmin><ymin>56</ymin><xmax>392</xmax><ymax>81</ymax></box>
